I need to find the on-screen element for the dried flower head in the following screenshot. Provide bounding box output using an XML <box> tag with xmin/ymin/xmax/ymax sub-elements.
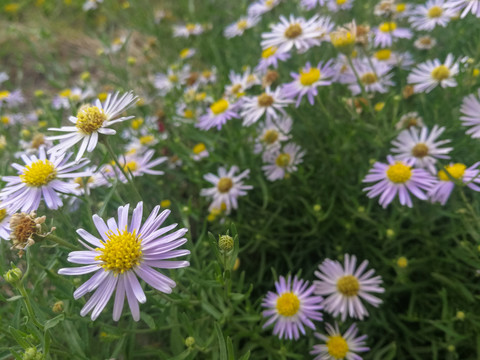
<box><xmin>9</xmin><ymin>211</ymin><xmax>54</xmax><ymax>257</ymax></box>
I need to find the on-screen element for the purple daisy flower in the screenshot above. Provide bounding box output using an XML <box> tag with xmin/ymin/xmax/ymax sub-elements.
<box><xmin>0</xmin><ymin>147</ymin><xmax>90</xmax><ymax>213</ymax></box>
<box><xmin>314</xmin><ymin>254</ymin><xmax>384</xmax><ymax>321</ymax></box>
<box><xmin>429</xmin><ymin>162</ymin><xmax>480</xmax><ymax>205</ymax></box>
<box><xmin>460</xmin><ymin>89</ymin><xmax>480</xmax><ymax>139</ymax></box>
<box><xmin>262</xmin><ymin>275</ymin><xmax>323</xmax><ymax>340</ymax></box>
<box><xmin>255</xmin><ymin>46</ymin><xmax>291</xmax><ymax>73</ymax></box>
<box><xmin>58</xmin><ymin>202</ymin><xmax>190</xmax><ymax>321</ymax></box>
<box><xmin>282</xmin><ymin>60</ymin><xmax>336</xmax><ymax>107</ymax></box>
<box><xmin>363</xmin><ymin>155</ymin><xmax>437</xmax><ymax>208</ymax></box>
<box><xmin>196</xmin><ymin>98</ymin><xmax>240</xmax><ymax>130</ymax></box>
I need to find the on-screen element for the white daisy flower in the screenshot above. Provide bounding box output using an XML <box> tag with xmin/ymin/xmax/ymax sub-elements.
<box><xmin>373</xmin><ymin>21</ymin><xmax>412</xmax><ymax>47</ymax></box>
<box><xmin>407</xmin><ymin>54</ymin><xmax>459</xmax><ymax>93</ymax></box>
<box><xmin>224</xmin><ymin>16</ymin><xmax>260</xmax><ymax>38</ymax></box>
<box><xmin>154</xmin><ymin>65</ymin><xmax>190</xmax><ymax>96</ymax></box>
<box><xmin>261</xmin><ymin>15</ymin><xmax>324</xmax><ymax>53</ymax></box>
<box><xmin>0</xmin><ymin>72</ymin><xmax>9</xmax><ymax>84</ymax></box>
<box><xmin>414</xmin><ymin>35</ymin><xmax>437</xmax><ymax>50</ymax></box>
<box><xmin>240</xmin><ymin>87</ymin><xmax>292</xmax><ymax>127</ymax></box>
<box><xmin>311</xmin><ymin>323</ymin><xmax>369</xmax><ymax>360</ymax></box>
<box><xmin>460</xmin><ymin>89</ymin><xmax>480</xmax><ymax>138</ymax></box>
<box><xmin>327</xmin><ymin>0</ymin><xmax>354</xmax><ymax>12</ymax></box>
<box><xmin>114</xmin><ymin>150</ymin><xmax>167</xmax><ymax>183</ymax></box>
<box><xmin>47</xmin><ymin>91</ymin><xmax>138</xmax><ymax>162</ymax></box>
<box><xmin>179</xmin><ymin>48</ymin><xmax>196</xmax><ymax>60</ymax></box>
<box><xmin>225</xmin><ymin>68</ymin><xmax>261</xmax><ymax>99</ymax></box>
<box><xmin>445</xmin><ymin>0</ymin><xmax>480</xmax><ymax>18</ymax></box>
<box><xmin>301</xmin><ymin>0</ymin><xmax>327</xmax><ymax>9</ymax></box>
<box><xmin>409</xmin><ymin>0</ymin><xmax>455</xmax><ymax>30</ymax></box>
<box><xmin>342</xmin><ymin>58</ymin><xmax>395</xmax><ymax>95</ymax></box>
<box><xmin>255</xmin><ymin>46</ymin><xmax>291</xmax><ymax>73</ymax></box>
<box><xmin>0</xmin><ymin>147</ymin><xmax>90</xmax><ymax>213</ymax></box>
<box><xmin>200</xmin><ymin>166</ymin><xmax>252</xmax><ymax>215</ymax></box>
<box><xmin>0</xmin><ymin>89</ymin><xmax>25</xmax><ymax>109</ymax></box>
<box><xmin>373</xmin><ymin>49</ymin><xmax>415</xmax><ymax>69</ymax></box>
<box><xmin>173</xmin><ymin>23</ymin><xmax>204</xmax><ymax>38</ymax></box>
<box><xmin>248</xmin><ymin>0</ymin><xmax>281</xmax><ymax>16</ymax></box>
<box><xmin>196</xmin><ymin>98</ymin><xmax>241</xmax><ymax>131</ymax></box>
<box><xmin>391</xmin><ymin>125</ymin><xmax>453</xmax><ymax>173</ymax></box>
<box><xmin>314</xmin><ymin>254</ymin><xmax>384</xmax><ymax>321</ymax></box>
<box><xmin>254</xmin><ymin>115</ymin><xmax>292</xmax><ymax>161</ymax></box>
<box><xmin>52</xmin><ymin>87</ymin><xmax>95</xmax><ymax>110</ymax></box>
<box><xmin>83</xmin><ymin>0</ymin><xmax>103</xmax><ymax>11</ymax></box>
<box><xmin>262</xmin><ymin>143</ymin><xmax>305</xmax><ymax>181</ymax></box>
<box><xmin>395</xmin><ymin>112</ymin><xmax>425</xmax><ymax>130</ymax></box>
<box><xmin>191</xmin><ymin>143</ymin><xmax>209</xmax><ymax>161</ymax></box>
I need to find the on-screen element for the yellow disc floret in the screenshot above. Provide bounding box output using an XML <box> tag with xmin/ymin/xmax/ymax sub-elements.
<box><xmin>262</xmin><ymin>129</ymin><xmax>279</xmax><ymax>144</ymax></box>
<box><xmin>375</xmin><ymin>49</ymin><xmax>392</xmax><ymax>61</ymax></box>
<box><xmin>237</xmin><ymin>19</ymin><xmax>248</xmax><ymax>30</ymax></box>
<box><xmin>379</xmin><ymin>22</ymin><xmax>397</xmax><ymax>33</ymax></box>
<box><xmin>76</xmin><ymin>106</ymin><xmax>107</xmax><ymax>135</ymax></box>
<box><xmin>276</xmin><ymin>292</ymin><xmax>300</xmax><ymax>317</ymax></box>
<box><xmin>95</xmin><ymin>228</ymin><xmax>143</xmax><ymax>274</ymax></box>
<box><xmin>428</xmin><ymin>5</ymin><xmax>443</xmax><ymax>18</ymax></box>
<box><xmin>210</xmin><ymin>99</ymin><xmax>229</xmax><ymax>115</ymax></box>
<box><xmin>217</xmin><ymin>177</ymin><xmax>233</xmax><ymax>193</ymax></box>
<box><xmin>262</xmin><ymin>46</ymin><xmax>277</xmax><ymax>59</ymax></box>
<box><xmin>411</xmin><ymin>143</ymin><xmax>429</xmax><ymax>158</ymax></box>
<box><xmin>193</xmin><ymin>142</ymin><xmax>206</xmax><ymax>154</ymax></box>
<box><xmin>337</xmin><ymin>275</ymin><xmax>360</xmax><ymax>297</ymax></box>
<box><xmin>300</xmin><ymin>68</ymin><xmax>321</xmax><ymax>86</ymax></box>
<box><xmin>276</xmin><ymin>153</ymin><xmax>291</xmax><ymax>167</ymax></box>
<box><xmin>124</xmin><ymin>161</ymin><xmax>138</xmax><ymax>173</ymax></box>
<box><xmin>257</xmin><ymin>93</ymin><xmax>274</xmax><ymax>107</ymax></box>
<box><xmin>0</xmin><ymin>208</ymin><xmax>7</xmax><ymax>222</ymax></box>
<box><xmin>438</xmin><ymin>163</ymin><xmax>466</xmax><ymax>181</ymax></box>
<box><xmin>386</xmin><ymin>162</ymin><xmax>412</xmax><ymax>183</ymax></box>
<box><xmin>431</xmin><ymin>65</ymin><xmax>450</xmax><ymax>81</ymax></box>
<box><xmin>327</xmin><ymin>335</ymin><xmax>349</xmax><ymax>359</ymax></box>
<box><xmin>361</xmin><ymin>72</ymin><xmax>378</xmax><ymax>85</ymax></box>
<box><xmin>20</xmin><ymin>160</ymin><xmax>57</xmax><ymax>187</ymax></box>
<box><xmin>139</xmin><ymin>135</ymin><xmax>155</xmax><ymax>145</ymax></box>
<box><xmin>284</xmin><ymin>24</ymin><xmax>303</xmax><ymax>39</ymax></box>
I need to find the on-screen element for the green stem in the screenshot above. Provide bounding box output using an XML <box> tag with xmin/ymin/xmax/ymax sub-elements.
<box><xmin>103</xmin><ymin>137</ymin><xmax>143</xmax><ymax>203</ymax></box>
<box><xmin>18</xmin><ymin>284</ymin><xmax>44</xmax><ymax>330</ymax></box>
<box><xmin>46</xmin><ymin>233</ymin><xmax>79</xmax><ymax>251</ymax></box>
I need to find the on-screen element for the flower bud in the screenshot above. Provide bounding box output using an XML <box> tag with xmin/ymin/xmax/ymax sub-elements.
<box><xmin>218</xmin><ymin>235</ymin><xmax>234</xmax><ymax>252</ymax></box>
<box><xmin>4</xmin><ymin>267</ymin><xmax>22</xmax><ymax>284</ymax></box>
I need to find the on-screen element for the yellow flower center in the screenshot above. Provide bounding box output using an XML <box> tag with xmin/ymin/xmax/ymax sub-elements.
<box><xmin>186</xmin><ymin>23</ymin><xmax>196</xmax><ymax>32</ymax></box>
<box><xmin>375</xmin><ymin>49</ymin><xmax>392</xmax><ymax>61</ymax></box>
<box><xmin>237</xmin><ymin>19</ymin><xmax>248</xmax><ymax>30</ymax></box>
<box><xmin>397</xmin><ymin>256</ymin><xmax>408</xmax><ymax>268</ymax></box>
<box><xmin>0</xmin><ymin>208</ymin><xmax>7</xmax><ymax>222</ymax></box>
<box><xmin>337</xmin><ymin>275</ymin><xmax>360</xmax><ymax>297</ymax></box>
<box><xmin>179</xmin><ymin>48</ymin><xmax>191</xmax><ymax>58</ymax></box>
<box><xmin>0</xmin><ymin>90</ymin><xmax>10</xmax><ymax>100</ymax></box>
<box><xmin>386</xmin><ymin>162</ymin><xmax>412</xmax><ymax>183</ymax></box>
<box><xmin>438</xmin><ymin>163</ymin><xmax>466</xmax><ymax>181</ymax></box>
<box><xmin>20</xmin><ymin>160</ymin><xmax>57</xmax><ymax>187</ymax></box>
<box><xmin>262</xmin><ymin>129</ymin><xmax>279</xmax><ymax>144</ymax></box>
<box><xmin>168</xmin><ymin>74</ymin><xmax>179</xmax><ymax>82</ymax></box>
<box><xmin>361</xmin><ymin>72</ymin><xmax>378</xmax><ymax>85</ymax></box>
<box><xmin>76</xmin><ymin>106</ymin><xmax>107</xmax><ymax>135</ymax></box>
<box><xmin>257</xmin><ymin>93</ymin><xmax>274</xmax><ymax>107</ymax></box>
<box><xmin>284</xmin><ymin>24</ymin><xmax>303</xmax><ymax>39</ymax></box>
<box><xmin>411</xmin><ymin>143</ymin><xmax>429</xmax><ymax>158</ymax></box>
<box><xmin>139</xmin><ymin>135</ymin><xmax>155</xmax><ymax>145</ymax></box>
<box><xmin>217</xmin><ymin>177</ymin><xmax>233</xmax><ymax>193</ymax></box>
<box><xmin>231</xmin><ymin>84</ymin><xmax>243</xmax><ymax>95</ymax></box>
<box><xmin>59</xmin><ymin>89</ymin><xmax>71</xmax><ymax>98</ymax></box>
<box><xmin>300</xmin><ymin>68</ymin><xmax>321</xmax><ymax>86</ymax></box>
<box><xmin>262</xmin><ymin>46</ymin><xmax>277</xmax><ymax>59</ymax></box>
<box><xmin>275</xmin><ymin>153</ymin><xmax>291</xmax><ymax>167</ymax></box>
<box><xmin>183</xmin><ymin>109</ymin><xmax>195</xmax><ymax>118</ymax></box>
<box><xmin>124</xmin><ymin>161</ymin><xmax>138</xmax><ymax>173</ymax></box>
<box><xmin>193</xmin><ymin>142</ymin><xmax>206</xmax><ymax>154</ymax></box>
<box><xmin>326</xmin><ymin>335</ymin><xmax>349</xmax><ymax>359</ymax></box>
<box><xmin>379</xmin><ymin>22</ymin><xmax>397</xmax><ymax>33</ymax></box>
<box><xmin>95</xmin><ymin>228</ymin><xmax>143</xmax><ymax>274</ymax></box>
<box><xmin>336</xmin><ymin>0</ymin><xmax>346</xmax><ymax>4</ymax></box>
<box><xmin>431</xmin><ymin>65</ymin><xmax>450</xmax><ymax>81</ymax></box>
<box><xmin>276</xmin><ymin>292</ymin><xmax>300</xmax><ymax>317</ymax></box>
<box><xmin>210</xmin><ymin>99</ymin><xmax>229</xmax><ymax>115</ymax></box>
<box><xmin>131</xmin><ymin>118</ymin><xmax>144</xmax><ymax>130</ymax></box>
<box><xmin>428</xmin><ymin>5</ymin><xmax>443</xmax><ymax>18</ymax></box>
<box><xmin>331</xmin><ymin>31</ymin><xmax>355</xmax><ymax>49</ymax></box>
<box><xmin>1</xmin><ymin>116</ymin><xmax>10</xmax><ymax>124</ymax></box>
<box><xmin>396</xmin><ymin>3</ymin><xmax>406</xmax><ymax>12</ymax></box>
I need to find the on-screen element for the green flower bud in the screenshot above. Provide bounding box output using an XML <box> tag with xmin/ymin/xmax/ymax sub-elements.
<box><xmin>218</xmin><ymin>235</ymin><xmax>234</xmax><ymax>252</ymax></box>
<box><xmin>4</xmin><ymin>267</ymin><xmax>22</xmax><ymax>284</ymax></box>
